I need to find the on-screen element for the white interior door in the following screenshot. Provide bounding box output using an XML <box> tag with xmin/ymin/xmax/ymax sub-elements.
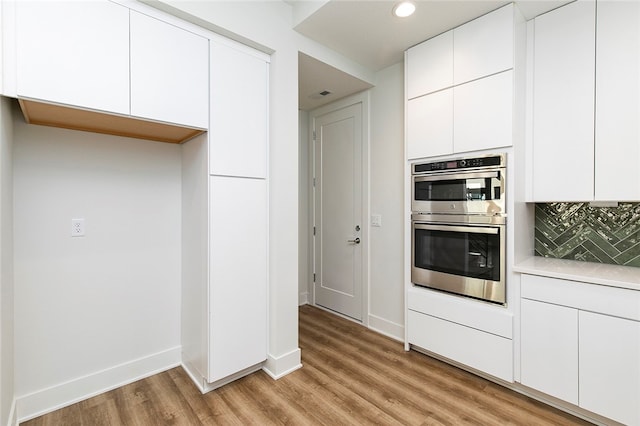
<box><xmin>313</xmin><ymin>102</ymin><xmax>363</xmax><ymax>321</ymax></box>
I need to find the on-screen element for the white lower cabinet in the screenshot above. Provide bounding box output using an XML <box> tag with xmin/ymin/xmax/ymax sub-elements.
<box><xmin>406</xmin><ymin>287</ymin><xmax>514</xmax><ymax>382</ymax></box>
<box><xmin>408</xmin><ymin>310</ymin><xmax>513</xmax><ymax>381</ymax></box>
<box><xmin>209</xmin><ymin>176</ymin><xmax>267</xmax><ymax>382</ymax></box>
<box><xmin>520</xmin><ymin>274</ymin><xmax>640</xmax><ymax>425</ymax></box>
<box><xmin>520</xmin><ymin>299</ymin><xmax>578</xmax><ymax>404</ymax></box>
<box><xmin>579</xmin><ymin>311</ymin><xmax>640</xmax><ymax>426</ymax></box>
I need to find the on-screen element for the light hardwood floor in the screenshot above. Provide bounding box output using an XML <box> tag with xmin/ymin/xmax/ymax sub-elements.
<box><xmin>22</xmin><ymin>305</ymin><xmax>591</xmax><ymax>425</ymax></box>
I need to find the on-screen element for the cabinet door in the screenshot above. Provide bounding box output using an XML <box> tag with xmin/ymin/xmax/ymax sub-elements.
<box><xmin>453</xmin><ymin>4</ymin><xmax>514</xmax><ymax>85</ymax></box>
<box><xmin>130</xmin><ymin>11</ymin><xmax>209</xmax><ymax>129</ymax></box>
<box><xmin>406</xmin><ymin>89</ymin><xmax>453</xmax><ymax>160</ymax></box>
<box><xmin>209</xmin><ymin>42</ymin><xmax>268</xmax><ymax>178</ymax></box>
<box><xmin>579</xmin><ymin>311</ymin><xmax>640</xmax><ymax>426</ymax></box>
<box><xmin>453</xmin><ymin>71</ymin><xmax>512</xmax><ymax>154</ymax></box>
<box><xmin>532</xmin><ymin>1</ymin><xmax>595</xmax><ymax>202</ymax></box>
<box><xmin>595</xmin><ymin>1</ymin><xmax>640</xmax><ymax>201</ymax></box>
<box><xmin>520</xmin><ymin>298</ymin><xmax>579</xmax><ymax>405</ymax></box>
<box><xmin>209</xmin><ymin>176</ymin><xmax>267</xmax><ymax>382</ymax></box>
<box><xmin>15</xmin><ymin>0</ymin><xmax>129</xmax><ymax>115</ymax></box>
<box><xmin>406</xmin><ymin>31</ymin><xmax>453</xmax><ymax>99</ymax></box>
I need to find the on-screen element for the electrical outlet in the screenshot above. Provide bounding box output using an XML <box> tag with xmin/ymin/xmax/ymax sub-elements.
<box><xmin>371</xmin><ymin>214</ymin><xmax>382</xmax><ymax>227</ymax></box>
<box><xmin>71</xmin><ymin>218</ymin><xmax>85</xmax><ymax>237</ymax></box>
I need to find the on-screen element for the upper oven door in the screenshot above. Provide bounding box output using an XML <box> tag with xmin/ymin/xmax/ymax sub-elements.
<box><xmin>412</xmin><ymin>169</ymin><xmax>505</xmax><ymax>215</ymax></box>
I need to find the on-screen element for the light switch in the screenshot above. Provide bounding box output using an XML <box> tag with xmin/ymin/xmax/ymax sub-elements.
<box><xmin>371</xmin><ymin>214</ymin><xmax>382</xmax><ymax>227</ymax></box>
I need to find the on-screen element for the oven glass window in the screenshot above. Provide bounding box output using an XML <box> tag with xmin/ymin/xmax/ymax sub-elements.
<box><xmin>414</xmin><ymin>227</ymin><xmax>500</xmax><ymax>281</ymax></box>
<box><xmin>414</xmin><ymin>176</ymin><xmax>501</xmax><ymax>202</ymax></box>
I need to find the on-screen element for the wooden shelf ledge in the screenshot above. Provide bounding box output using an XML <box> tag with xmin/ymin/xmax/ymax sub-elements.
<box><xmin>18</xmin><ymin>98</ymin><xmax>206</xmax><ymax>144</ymax></box>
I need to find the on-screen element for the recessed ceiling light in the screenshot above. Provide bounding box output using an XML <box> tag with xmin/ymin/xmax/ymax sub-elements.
<box><xmin>393</xmin><ymin>1</ymin><xmax>416</xmax><ymax>18</ymax></box>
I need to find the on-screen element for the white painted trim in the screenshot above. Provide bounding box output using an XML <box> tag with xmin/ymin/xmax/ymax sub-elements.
<box><xmin>202</xmin><ymin>364</ymin><xmax>263</xmax><ymax>393</ymax></box>
<box><xmin>368</xmin><ymin>314</ymin><xmax>404</xmax><ymax>342</ymax></box>
<box><xmin>298</xmin><ymin>291</ymin><xmax>309</xmax><ymax>306</ymax></box>
<box><xmin>6</xmin><ymin>398</ymin><xmax>17</xmax><ymax>426</ymax></box>
<box><xmin>16</xmin><ymin>346</ymin><xmax>181</xmax><ymax>423</ymax></box>
<box><xmin>262</xmin><ymin>348</ymin><xmax>302</xmax><ymax>380</ymax></box>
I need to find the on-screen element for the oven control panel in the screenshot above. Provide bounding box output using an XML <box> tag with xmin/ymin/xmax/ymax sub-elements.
<box><xmin>413</xmin><ymin>154</ymin><xmax>504</xmax><ymax>174</ymax></box>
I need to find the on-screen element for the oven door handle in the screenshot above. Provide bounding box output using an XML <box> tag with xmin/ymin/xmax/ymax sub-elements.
<box><xmin>413</xmin><ymin>223</ymin><xmax>500</xmax><ymax>235</ymax></box>
<box><xmin>413</xmin><ymin>170</ymin><xmax>500</xmax><ymax>182</ymax></box>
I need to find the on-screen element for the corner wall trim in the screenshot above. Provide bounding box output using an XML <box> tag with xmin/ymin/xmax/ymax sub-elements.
<box><xmin>6</xmin><ymin>398</ymin><xmax>17</xmax><ymax>426</ymax></box>
<box><xmin>368</xmin><ymin>314</ymin><xmax>404</xmax><ymax>342</ymax></box>
<box><xmin>262</xmin><ymin>348</ymin><xmax>302</xmax><ymax>380</ymax></box>
<box><xmin>16</xmin><ymin>346</ymin><xmax>181</xmax><ymax>423</ymax></box>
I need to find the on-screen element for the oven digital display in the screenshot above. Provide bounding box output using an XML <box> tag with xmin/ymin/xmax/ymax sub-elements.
<box><xmin>446</xmin><ymin>161</ymin><xmax>457</xmax><ymax>169</ymax></box>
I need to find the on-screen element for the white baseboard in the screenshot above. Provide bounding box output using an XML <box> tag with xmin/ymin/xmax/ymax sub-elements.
<box><xmin>298</xmin><ymin>292</ymin><xmax>309</xmax><ymax>306</ymax></box>
<box><xmin>262</xmin><ymin>348</ymin><xmax>302</xmax><ymax>380</ymax></box>
<box><xmin>368</xmin><ymin>314</ymin><xmax>404</xmax><ymax>342</ymax></box>
<box><xmin>17</xmin><ymin>346</ymin><xmax>181</xmax><ymax>423</ymax></box>
<box><xmin>181</xmin><ymin>361</ymin><xmax>263</xmax><ymax>394</ymax></box>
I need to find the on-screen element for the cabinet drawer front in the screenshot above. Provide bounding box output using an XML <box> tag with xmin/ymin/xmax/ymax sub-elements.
<box><xmin>521</xmin><ymin>274</ymin><xmax>640</xmax><ymax>321</ymax></box>
<box><xmin>408</xmin><ymin>310</ymin><xmax>513</xmax><ymax>382</ymax></box>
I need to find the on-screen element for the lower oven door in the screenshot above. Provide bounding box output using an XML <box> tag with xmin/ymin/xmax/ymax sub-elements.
<box><xmin>411</xmin><ymin>221</ymin><xmax>506</xmax><ymax>304</ymax></box>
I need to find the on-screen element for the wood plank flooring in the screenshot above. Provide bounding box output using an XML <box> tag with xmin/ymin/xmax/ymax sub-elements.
<box><xmin>22</xmin><ymin>305</ymin><xmax>591</xmax><ymax>425</ymax></box>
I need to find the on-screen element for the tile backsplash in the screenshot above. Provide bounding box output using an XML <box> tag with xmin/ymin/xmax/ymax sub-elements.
<box><xmin>535</xmin><ymin>202</ymin><xmax>640</xmax><ymax>267</ymax></box>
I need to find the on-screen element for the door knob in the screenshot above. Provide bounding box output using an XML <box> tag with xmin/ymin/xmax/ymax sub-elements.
<box><xmin>348</xmin><ymin>237</ymin><xmax>361</xmax><ymax>244</ymax></box>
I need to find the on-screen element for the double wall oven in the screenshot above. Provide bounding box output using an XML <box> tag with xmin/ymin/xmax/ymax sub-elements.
<box><xmin>411</xmin><ymin>154</ymin><xmax>507</xmax><ymax>305</ymax></box>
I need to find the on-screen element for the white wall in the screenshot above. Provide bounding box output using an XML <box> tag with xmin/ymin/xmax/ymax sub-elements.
<box><xmin>367</xmin><ymin>63</ymin><xmax>405</xmax><ymax>340</ymax></box>
<box><xmin>13</xmin><ymin>119</ymin><xmax>181</xmax><ymax>420</ymax></box>
<box><xmin>0</xmin><ymin>97</ymin><xmax>15</xmax><ymax>426</ymax></box>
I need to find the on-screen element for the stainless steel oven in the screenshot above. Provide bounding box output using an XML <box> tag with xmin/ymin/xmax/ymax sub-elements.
<box><xmin>412</xmin><ymin>154</ymin><xmax>505</xmax><ymax>215</ymax></box>
<box><xmin>410</xmin><ymin>154</ymin><xmax>507</xmax><ymax>304</ymax></box>
<box><xmin>411</xmin><ymin>214</ymin><xmax>506</xmax><ymax>304</ymax></box>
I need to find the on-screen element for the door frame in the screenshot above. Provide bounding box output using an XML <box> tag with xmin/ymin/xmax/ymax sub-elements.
<box><xmin>308</xmin><ymin>91</ymin><xmax>370</xmax><ymax>325</ymax></box>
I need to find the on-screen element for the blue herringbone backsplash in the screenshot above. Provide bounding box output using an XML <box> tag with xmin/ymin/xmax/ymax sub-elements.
<box><xmin>535</xmin><ymin>202</ymin><xmax>640</xmax><ymax>267</ymax></box>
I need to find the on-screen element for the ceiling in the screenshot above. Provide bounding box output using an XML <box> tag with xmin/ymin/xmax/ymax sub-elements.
<box><xmin>295</xmin><ymin>0</ymin><xmax>570</xmax><ymax>111</ymax></box>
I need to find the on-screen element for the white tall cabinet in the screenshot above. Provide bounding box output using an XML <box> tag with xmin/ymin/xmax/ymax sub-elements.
<box><xmin>182</xmin><ymin>39</ymin><xmax>269</xmax><ymax>390</ymax></box>
<box><xmin>530</xmin><ymin>0</ymin><xmax>640</xmax><ymax>202</ymax></box>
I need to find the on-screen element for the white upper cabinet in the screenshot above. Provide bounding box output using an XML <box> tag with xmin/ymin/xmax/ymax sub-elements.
<box><xmin>405</xmin><ymin>4</ymin><xmax>519</xmax><ymax>160</ymax></box>
<box><xmin>15</xmin><ymin>0</ymin><xmax>130</xmax><ymax>115</ymax></box>
<box><xmin>453</xmin><ymin>70</ymin><xmax>513</xmax><ymax>154</ymax></box>
<box><xmin>531</xmin><ymin>0</ymin><xmax>595</xmax><ymax>202</ymax></box>
<box><xmin>453</xmin><ymin>4</ymin><xmax>514</xmax><ymax>85</ymax></box>
<box><xmin>130</xmin><ymin>11</ymin><xmax>209</xmax><ymax>130</ymax></box>
<box><xmin>595</xmin><ymin>1</ymin><xmax>640</xmax><ymax>201</ymax></box>
<box><xmin>209</xmin><ymin>42</ymin><xmax>268</xmax><ymax>178</ymax></box>
<box><xmin>406</xmin><ymin>31</ymin><xmax>453</xmax><ymax>99</ymax></box>
<box><xmin>407</xmin><ymin>89</ymin><xmax>453</xmax><ymax>159</ymax></box>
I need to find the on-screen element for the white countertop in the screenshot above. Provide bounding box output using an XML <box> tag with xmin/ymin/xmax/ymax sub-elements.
<box><xmin>514</xmin><ymin>256</ymin><xmax>640</xmax><ymax>292</ymax></box>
